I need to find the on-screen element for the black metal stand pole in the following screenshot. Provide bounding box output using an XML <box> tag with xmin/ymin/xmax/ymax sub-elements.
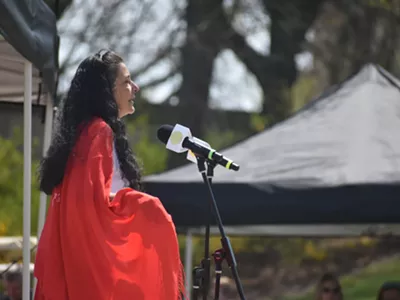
<box><xmin>192</xmin><ymin>158</ymin><xmax>211</xmax><ymax>300</ymax></box>
<box><xmin>195</xmin><ymin>158</ymin><xmax>246</xmax><ymax>300</ymax></box>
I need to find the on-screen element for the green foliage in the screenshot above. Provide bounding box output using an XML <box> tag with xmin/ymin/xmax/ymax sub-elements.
<box><xmin>367</xmin><ymin>0</ymin><xmax>400</xmax><ymax>14</ymax></box>
<box><xmin>179</xmin><ymin>235</ymin><xmax>380</xmax><ymax>270</ymax></box>
<box><xmin>0</xmin><ymin>128</ymin><xmax>41</xmax><ymax>236</ymax></box>
<box><xmin>204</xmin><ymin>129</ymin><xmax>246</xmax><ymax>151</ymax></box>
<box><xmin>180</xmin><ymin>236</ymin><xmax>268</xmax><ymax>266</ymax></box>
<box><xmin>250</xmin><ymin>114</ymin><xmax>269</xmax><ymax>132</ymax></box>
<box><xmin>205</xmin><ymin>131</ymin><xmax>232</xmax><ymax>150</ymax></box>
<box><xmin>290</xmin><ymin>74</ymin><xmax>317</xmax><ymax>113</ymax></box>
<box><xmin>125</xmin><ymin>114</ymin><xmax>168</xmax><ymax>175</ymax></box>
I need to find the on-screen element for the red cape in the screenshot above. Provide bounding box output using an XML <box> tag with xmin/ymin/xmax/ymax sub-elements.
<box><xmin>34</xmin><ymin>118</ymin><xmax>185</xmax><ymax>299</ymax></box>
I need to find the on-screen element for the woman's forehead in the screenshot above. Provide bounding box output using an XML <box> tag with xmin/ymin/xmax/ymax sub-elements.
<box><xmin>117</xmin><ymin>62</ymin><xmax>130</xmax><ymax>78</ymax></box>
<box><xmin>322</xmin><ymin>280</ymin><xmax>337</xmax><ymax>286</ymax></box>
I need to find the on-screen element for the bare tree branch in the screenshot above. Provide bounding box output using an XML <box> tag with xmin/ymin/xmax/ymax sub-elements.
<box><xmin>158</xmin><ymin>87</ymin><xmax>179</xmax><ymax>104</ymax></box>
<box><xmin>138</xmin><ymin>66</ymin><xmax>180</xmax><ymax>90</ymax></box>
<box><xmin>58</xmin><ymin>0</ymin><xmax>185</xmax><ymax>95</ymax></box>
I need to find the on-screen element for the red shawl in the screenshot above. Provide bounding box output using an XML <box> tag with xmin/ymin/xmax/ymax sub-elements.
<box><xmin>34</xmin><ymin>118</ymin><xmax>185</xmax><ymax>300</ymax></box>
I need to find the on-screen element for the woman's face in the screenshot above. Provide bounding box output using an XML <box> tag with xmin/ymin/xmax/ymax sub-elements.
<box><xmin>320</xmin><ymin>280</ymin><xmax>341</xmax><ymax>300</ymax></box>
<box><xmin>381</xmin><ymin>289</ymin><xmax>400</xmax><ymax>300</ymax></box>
<box><xmin>113</xmin><ymin>62</ymin><xmax>140</xmax><ymax>118</ymax></box>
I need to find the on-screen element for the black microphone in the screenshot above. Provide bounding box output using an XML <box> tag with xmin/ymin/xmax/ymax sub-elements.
<box><xmin>157</xmin><ymin>124</ymin><xmax>240</xmax><ymax>171</ymax></box>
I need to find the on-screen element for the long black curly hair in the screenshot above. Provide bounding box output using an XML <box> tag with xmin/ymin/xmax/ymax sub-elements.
<box><xmin>39</xmin><ymin>49</ymin><xmax>142</xmax><ymax>195</ymax></box>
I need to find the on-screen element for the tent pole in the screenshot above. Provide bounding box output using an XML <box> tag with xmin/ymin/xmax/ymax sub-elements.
<box><xmin>36</xmin><ymin>94</ymin><xmax>53</xmax><ymax>237</ymax></box>
<box><xmin>23</xmin><ymin>60</ymin><xmax>32</xmax><ymax>300</ymax></box>
<box><xmin>184</xmin><ymin>229</ymin><xmax>193</xmax><ymax>299</ymax></box>
<box><xmin>33</xmin><ymin>93</ymin><xmax>54</xmax><ymax>297</ymax></box>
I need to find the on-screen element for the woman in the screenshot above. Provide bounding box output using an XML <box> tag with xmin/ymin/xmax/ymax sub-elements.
<box><xmin>315</xmin><ymin>273</ymin><xmax>343</xmax><ymax>300</ymax></box>
<box><xmin>377</xmin><ymin>281</ymin><xmax>400</xmax><ymax>300</ymax></box>
<box><xmin>34</xmin><ymin>50</ymin><xmax>185</xmax><ymax>300</ymax></box>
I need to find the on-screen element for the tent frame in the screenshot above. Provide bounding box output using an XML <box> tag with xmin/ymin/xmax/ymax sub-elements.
<box><xmin>22</xmin><ymin>60</ymin><xmax>32</xmax><ymax>300</ymax></box>
<box><xmin>1</xmin><ymin>55</ymin><xmax>54</xmax><ymax>299</ymax></box>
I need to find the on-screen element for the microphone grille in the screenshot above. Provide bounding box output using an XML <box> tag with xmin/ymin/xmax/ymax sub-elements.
<box><xmin>157</xmin><ymin>125</ymin><xmax>174</xmax><ymax>144</ymax></box>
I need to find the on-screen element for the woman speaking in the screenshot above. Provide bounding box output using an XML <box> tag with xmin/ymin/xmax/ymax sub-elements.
<box><xmin>34</xmin><ymin>50</ymin><xmax>185</xmax><ymax>299</ymax></box>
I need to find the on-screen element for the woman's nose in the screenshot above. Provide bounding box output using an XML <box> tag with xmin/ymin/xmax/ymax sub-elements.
<box><xmin>132</xmin><ymin>81</ymin><xmax>140</xmax><ymax>93</ymax></box>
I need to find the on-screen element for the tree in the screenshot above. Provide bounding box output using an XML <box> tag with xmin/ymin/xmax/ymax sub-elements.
<box><xmin>309</xmin><ymin>0</ymin><xmax>400</xmax><ymax>91</ymax></box>
<box><xmin>57</xmin><ymin>0</ymin><xmax>327</xmax><ymax>169</ymax></box>
<box><xmin>57</xmin><ymin>0</ymin><xmax>184</xmax><ymax>97</ymax></box>
<box><xmin>221</xmin><ymin>0</ymin><xmax>324</xmax><ymax>121</ymax></box>
<box><xmin>165</xmin><ymin>0</ymin><xmax>227</xmax><ymax>168</ymax></box>
<box><xmin>44</xmin><ymin>0</ymin><xmax>72</xmax><ymax>19</ymax></box>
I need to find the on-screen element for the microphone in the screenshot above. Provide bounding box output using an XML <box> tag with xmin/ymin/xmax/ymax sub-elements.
<box><xmin>157</xmin><ymin>124</ymin><xmax>240</xmax><ymax>171</ymax></box>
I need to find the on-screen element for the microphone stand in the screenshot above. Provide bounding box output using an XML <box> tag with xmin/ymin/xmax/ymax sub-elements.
<box><xmin>192</xmin><ymin>157</ymin><xmax>246</xmax><ymax>300</ymax></box>
<box><xmin>192</xmin><ymin>157</ymin><xmax>211</xmax><ymax>300</ymax></box>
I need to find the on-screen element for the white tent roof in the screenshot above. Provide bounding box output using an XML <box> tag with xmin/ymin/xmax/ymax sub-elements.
<box><xmin>0</xmin><ymin>36</ymin><xmax>47</xmax><ymax>105</ymax></box>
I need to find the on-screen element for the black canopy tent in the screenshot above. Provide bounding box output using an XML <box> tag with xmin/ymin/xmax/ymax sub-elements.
<box><xmin>145</xmin><ymin>64</ymin><xmax>400</xmax><ymax>235</ymax></box>
<box><xmin>0</xmin><ymin>0</ymin><xmax>58</xmax><ymax>97</ymax></box>
<box><xmin>0</xmin><ymin>1</ymin><xmax>58</xmax><ymax>298</ymax></box>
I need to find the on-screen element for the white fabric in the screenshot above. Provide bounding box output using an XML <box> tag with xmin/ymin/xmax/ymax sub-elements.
<box><xmin>111</xmin><ymin>144</ymin><xmax>126</xmax><ymax>193</ymax></box>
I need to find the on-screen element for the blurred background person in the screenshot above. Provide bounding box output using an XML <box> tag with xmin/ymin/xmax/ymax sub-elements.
<box><xmin>315</xmin><ymin>273</ymin><xmax>343</xmax><ymax>300</ymax></box>
<box><xmin>377</xmin><ymin>281</ymin><xmax>400</xmax><ymax>300</ymax></box>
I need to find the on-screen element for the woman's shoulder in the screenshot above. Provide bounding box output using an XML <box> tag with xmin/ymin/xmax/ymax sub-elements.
<box><xmin>76</xmin><ymin>118</ymin><xmax>113</xmax><ymax>149</ymax></box>
<box><xmin>86</xmin><ymin>117</ymin><xmax>113</xmax><ymax>138</ymax></box>
<box><xmin>74</xmin><ymin>118</ymin><xmax>113</xmax><ymax>158</ymax></box>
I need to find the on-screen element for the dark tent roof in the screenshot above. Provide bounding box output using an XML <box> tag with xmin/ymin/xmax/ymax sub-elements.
<box><xmin>144</xmin><ymin>64</ymin><xmax>400</xmax><ymax>229</ymax></box>
<box><xmin>0</xmin><ymin>0</ymin><xmax>58</xmax><ymax>101</ymax></box>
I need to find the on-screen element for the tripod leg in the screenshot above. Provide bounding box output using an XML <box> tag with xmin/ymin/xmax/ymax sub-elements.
<box><xmin>213</xmin><ymin>249</ymin><xmax>224</xmax><ymax>300</ymax></box>
<box><xmin>214</xmin><ymin>275</ymin><xmax>221</xmax><ymax>300</ymax></box>
<box><xmin>192</xmin><ymin>267</ymin><xmax>203</xmax><ymax>300</ymax></box>
<box><xmin>201</xmin><ymin>257</ymin><xmax>211</xmax><ymax>300</ymax></box>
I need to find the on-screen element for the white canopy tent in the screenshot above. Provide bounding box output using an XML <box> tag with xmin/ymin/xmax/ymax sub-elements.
<box><xmin>0</xmin><ymin>1</ymin><xmax>58</xmax><ymax>299</ymax></box>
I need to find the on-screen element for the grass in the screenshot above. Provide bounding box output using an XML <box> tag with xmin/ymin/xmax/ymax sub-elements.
<box><xmin>283</xmin><ymin>256</ymin><xmax>400</xmax><ymax>300</ymax></box>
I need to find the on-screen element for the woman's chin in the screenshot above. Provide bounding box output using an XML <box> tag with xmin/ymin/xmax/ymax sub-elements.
<box><xmin>118</xmin><ymin>107</ymin><xmax>135</xmax><ymax>118</ymax></box>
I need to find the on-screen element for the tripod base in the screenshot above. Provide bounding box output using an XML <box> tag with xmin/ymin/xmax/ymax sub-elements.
<box><xmin>192</xmin><ymin>258</ymin><xmax>210</xmax><ymax>300</ymax></box>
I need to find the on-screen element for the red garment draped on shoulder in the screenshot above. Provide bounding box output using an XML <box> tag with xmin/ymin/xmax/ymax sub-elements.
<box><xmin>34</xmin><ymin>118</ymin><xmax>185</xmax><ymax>300</ymax></box>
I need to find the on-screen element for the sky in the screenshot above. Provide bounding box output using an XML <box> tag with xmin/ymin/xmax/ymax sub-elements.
<box><xmin>58</xmin><ymin>0</ymin><xmax>312</xmax><ymax>112</ymax></box>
